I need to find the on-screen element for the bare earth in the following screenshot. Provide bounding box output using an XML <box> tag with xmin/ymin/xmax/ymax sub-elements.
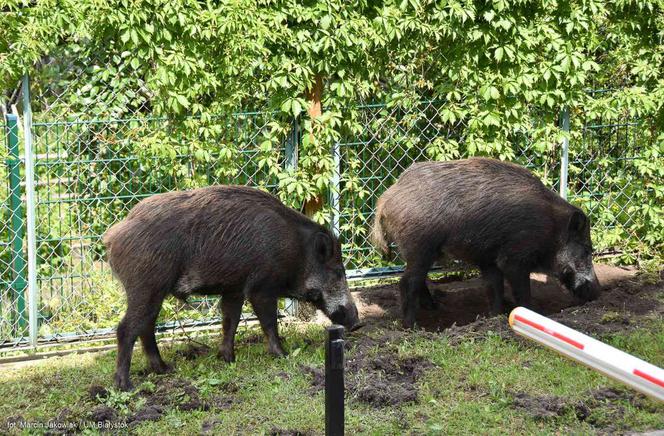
<box><xmin>349</xmin><ymin>264</ymin><xmax>653</xmax><ymax>332</ymax></box>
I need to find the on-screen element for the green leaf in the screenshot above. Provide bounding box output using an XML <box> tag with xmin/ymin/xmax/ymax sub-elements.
<box><xmin>175</xmin><ymin>94</ymin><xmax>189</xmax><ymax>108</ymax></box>
<box><xmin>292</xmin><ymin>99</ymin><xmax>302</xmax><ymax>117</ymax></box>
<box><xmin>320</xmin><ymin>15</ymin><xmax>332</xmax><ymax>30</ymax></box>
<box><xmin>494</xmin><ymin>47</ymin><xmax>503</xmax><ymax>62</ymax></box>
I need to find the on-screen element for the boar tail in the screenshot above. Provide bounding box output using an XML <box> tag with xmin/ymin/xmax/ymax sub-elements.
<box><xmin>370</xmin><ymin>200</ymin><xmax>392</xmax><ymax>258</ymax></box>
<box><xmin>102</xmin><ymin>222</ymin><xmax>123</xmax><ymax>249</ymax></box>
<box><xmin>102</xmin><ymin>221</ymin><xmax>129</xmax><ymax>269</ymax></box>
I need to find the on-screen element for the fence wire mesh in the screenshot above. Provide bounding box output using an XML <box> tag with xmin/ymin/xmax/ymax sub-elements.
<box><xmin>569</xmin><ymin>114</ymin><xmax>659</xmax><ymax>262</ymax></box>
<box><xmin>0</xmin><ymin>76</ymin><xmax>659</xmax><ymax>351</ymax></box>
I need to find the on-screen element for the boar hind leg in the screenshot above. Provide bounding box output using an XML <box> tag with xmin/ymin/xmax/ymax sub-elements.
<box><xmin>481</xmin><ymin>265</ymin><xmax>505</xmax><ymax>315</ymax></box>
<box><xmin>249</xmin><ymin>294</ymin><xmax>287</xmax><ymax>358</ymax></box>
<box><xmin>219</xmin><ymin>292</ymin><xmax>244</xmax><ymax>363</ymax></box>
<box><xmin>115</xmin><ymin>290</ymin><xmax>165</xmax><ymax>391</ymax></box>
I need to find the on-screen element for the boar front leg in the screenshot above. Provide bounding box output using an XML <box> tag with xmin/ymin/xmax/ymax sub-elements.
<box><xmin>505</xmin><ymin>268</ymin><xmax>532</xmax><ymax>309</ymax></box>
<box><xmin>249</xmin><ymin>294</ymin><xmax>287</xmax><ymax>358</ymax></box>
<box><xmin>400</xmin><ymin>246</ymin><xmax>437</xmax><ymax>329</ymax></box>
<box><xmin>219</xmin><ymin>292</ymin><xmax>244</xmax><ymax>363</ymax></box>
<box><xmin>481</xmin><ymin>265</ymin><xmax>505</xmax><ymax>315</ymax></box>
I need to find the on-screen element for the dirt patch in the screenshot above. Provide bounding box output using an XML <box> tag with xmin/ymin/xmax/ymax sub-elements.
<box><xmin>208</xmin><ymin>395</ymin><xmax>235</xmax><ymax>410</ymax></box>
<box><xmin>299</xmin><ymin>365</ymin><xmax>325</xmax><ymax>393</ymax></box>
<box><xmin>131</xmin><ymin>405</ymin><xmax>164</xmax><ymax>424</ymax></box>
<box><xmin>83</xmin><ymin>377</ymin><xmax>233</xmax><ymax>427</ymax></box>
<box><xmin>175</xmin><ymin>343</ymin><xmax>211</xmax><ymax>360</ymax></box>
<box><xmin>350</xmin><ymin>355</ymin><xmax>433</xmax><ymax>406</ymax></box>
<box><xmin>444</xmin><ymin>315</ymin><xmax>513</xmax><ymax>344</ymax></box>
<box><xmin>87</xmin><ymin>384</ymin><xmax>110</xmax><ymax>401</ymax></box>
<box><xmin>511</xmin><ymin>391</ymin><xmax>589</xmax><ymax>420</ymax></box>
<box><xmin>587</xmin><ymin>387</ymin><xmax>659</xmax><ymax>414</ymax></box>
<box><xmin>510</xmin><ymin>386</ymin><xmax>659</xmax><ymax>432</ymax></box>
<box><xmin>269</xmin><ymin>428</ymin><xmax>314</xmax><ymax>436</ymax></box>
<box><xmin>590</xmin><ymin>386</ymin><xmax>634</xmax><ymax>402</ymax></box>
<box><xmin>132</xmin><ymin>377</ymin><xmax>207</xmax><ymax>422</ymax></box>
<box><xmin>219</xmin><ymin>381</ymin><xmax>240</xmax><ymax>394</ymax></box>
<box><xmin>240</xmin><ymin>333</ymin><xmax>265</xmax><ymax>344</ymax></box>
<box><xmin>550</xmin><ymin>276</ymin><xmax>663</xmax><ymax>336</ymax></box>
<box><xmin>89</xmin><ymin>405</ymin><xmax>117</xmax><ymax>423</ymax></box>
<box><xmin>201</xmin><ymin>417</ymin><xmax>222</xmax><ymax>434</ymax></box>
<box><xmin>302</xmin><ymin>330</ymin><xmax>434</xmax><ymax>407</ymax></box>
<box><xmin>350</xmin><ymin>265</ymin><xmax>661</xmax><ymax>338</ymax></box>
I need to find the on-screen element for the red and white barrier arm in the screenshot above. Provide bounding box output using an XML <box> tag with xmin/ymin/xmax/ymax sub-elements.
<box><xmin>509</xmin><ymin>307</ymin><xmax>664</xmax><ymax>402</ymax></box>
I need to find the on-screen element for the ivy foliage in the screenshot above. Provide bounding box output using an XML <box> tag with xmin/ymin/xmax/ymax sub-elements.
<box><xmin>1</xmin><ymin>0</ymin><xmax>663</xmax><ymax>262</ymax></box>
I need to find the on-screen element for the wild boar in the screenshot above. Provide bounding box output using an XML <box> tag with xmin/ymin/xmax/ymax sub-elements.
<box><xmin>104</xmin><ymin>185</ymin><xmax>359</xmax><ymax>390</ymax></box>
<box><xmin>371</xmin><ymin>158</ymin><xmax>600</xmax><ymax>328</ymax></box>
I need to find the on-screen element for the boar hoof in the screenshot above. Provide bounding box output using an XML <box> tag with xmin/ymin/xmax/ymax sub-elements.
<box><xmin>114</xmin><ymin>373</ymin><xmax>133</xmax><ymax>392</ymax></box>
<box><xmin>152</xmin><ymin>362</ymin><xmax>173</xmax><ymax>375</ymax></box>
<box><xmin>268</xmin><ymin>345</ymin><xmax>288</xmax><ymax>358</ymax></box>
<box><xmin>217</xmin><ymin>347</ymin><xmax>235</xmax><ymax>363</ymax></box>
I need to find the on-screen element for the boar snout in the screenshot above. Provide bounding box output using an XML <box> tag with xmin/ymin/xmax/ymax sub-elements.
<box><xmin>329</xmin><ymin>301</ymin><xmax>360</xmax><ymax>330</ymax></box>
<box><xmin>572</xmin><ymin>272</ymin><xmax>601</xmax><ymax>302</ymax></box>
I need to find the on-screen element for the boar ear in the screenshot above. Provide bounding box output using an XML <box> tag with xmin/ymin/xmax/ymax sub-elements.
<box><xmin>314</xmin><ymin>232</ymin><xmax>334</xmax><ymax>262</ymax></box>
<box><xmin>568</xmin><ymin>210</ymin><xmax>588</xmax><ymax>237</ymax></box>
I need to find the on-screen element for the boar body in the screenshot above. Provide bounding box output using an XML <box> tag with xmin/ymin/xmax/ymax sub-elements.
<box><xmin>105</xmin><ymin>185</ymin><xmax>358</xmax><ymax>390</ymax></box>
<box><xmin>372</xmin><ymin>158</ymin><xmax>599</xmax><ymax>328</ymax></box>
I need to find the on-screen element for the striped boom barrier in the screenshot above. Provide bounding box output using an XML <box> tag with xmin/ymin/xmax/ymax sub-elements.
<box><xmin>509</xmin><ymin>307</ymin><xmax>664</xmax><ymax>402</ymax></box>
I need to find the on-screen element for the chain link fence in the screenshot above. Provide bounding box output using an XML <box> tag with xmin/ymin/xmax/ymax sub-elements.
<box><xmin>568</xmin><ymin>98</ymin><xmax>661</xmax><ymax>263</ymax></box>
<box><xmin>1</xmin><ymin>75</ymin><xmax>660</xmax><ymax>352</ymax></box>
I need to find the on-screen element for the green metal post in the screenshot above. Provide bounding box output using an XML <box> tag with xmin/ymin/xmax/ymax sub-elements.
<box><xmin>5</xmin><ymin>114</ymin><xmax>27</xmax><ymax>332</ymax></box>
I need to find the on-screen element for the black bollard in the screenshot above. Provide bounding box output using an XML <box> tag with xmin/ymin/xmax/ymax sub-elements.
<box><xmin>325</xmin><ymin>325</ymin><xmax>345</xmax><ymax>436</ymax></box>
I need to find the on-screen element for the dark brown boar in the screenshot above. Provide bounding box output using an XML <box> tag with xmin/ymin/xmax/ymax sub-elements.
<box><xmin>104</xmin><ymin>185</ymin><xmax>359</xmax><ymax>390</ymax></box>
<box><xmin>371</xmin><ymin>158</ymin><xmax>600</xmax><ymax>328</ymax></box>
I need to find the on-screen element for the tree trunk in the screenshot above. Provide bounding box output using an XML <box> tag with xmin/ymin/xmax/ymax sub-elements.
<box><xmin>304</xmin><ymin>75</ymin><xmax>324</xmax><ymax>218</ymax></box>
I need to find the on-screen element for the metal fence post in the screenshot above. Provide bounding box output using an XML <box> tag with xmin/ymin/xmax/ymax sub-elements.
<box><xmin>325</xmin><ymin>325</ymin><xmax>345</xmax><ymax>436</ymax></box>
<box><xmin>330</xmin><ymin>141</ymin><xmax>341</xmax><ymax>237</ymax></box>
<box><xmin>284</xmin><ymin>116</ymin><xmax>299</xmax><ymax>317</ymax></box>
<box><xmin>286</xmin><ymin>115</ymin><xmax>299</xmax><ymax>170</ymax></box>
<box><xmin>559</xmin><ymin>106</ymin><xmax>570</xmax><ymax>200</ymax></box>
<box><xmin>6</xmin><ymin>114</ymin><xmax>27</xmax><ymax>332</ymax></box>
<box><xmin>22</xmin><ymin>74</ymin><xmax>39</xmax><ymax>349</ymax></box>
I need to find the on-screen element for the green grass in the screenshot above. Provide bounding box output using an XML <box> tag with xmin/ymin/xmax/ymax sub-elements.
<box><xmin>0</xmin><ymin>319</ymin><xmax>662</xmax><ymax>435</ymax></box>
